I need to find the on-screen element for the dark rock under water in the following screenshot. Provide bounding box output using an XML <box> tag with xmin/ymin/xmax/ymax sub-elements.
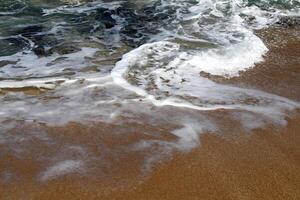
<box><xmin>276</xmin><ymin>16</ymin><xmax>300</xmax><ymax>28</ymax></box>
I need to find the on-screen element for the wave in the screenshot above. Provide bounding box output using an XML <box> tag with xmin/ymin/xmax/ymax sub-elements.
<box><xmin>0</xmin><ymin>0</ymin><xmax>299</xmax><ymax>124</ymax></box>
<box><xmin>112</xmin><ymin>0</ymin><xmax>299</xmax><ymax>111</ymax></box>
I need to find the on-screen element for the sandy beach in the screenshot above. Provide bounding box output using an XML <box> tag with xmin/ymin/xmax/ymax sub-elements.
<box><xmin>1</xmin><ymin>24</ymin><xmax>300</xmax><ymax>199</ymax></box>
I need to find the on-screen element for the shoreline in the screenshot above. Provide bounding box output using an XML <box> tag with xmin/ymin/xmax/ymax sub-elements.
<box><xmin>1</xmin><ymin>25</ymin><xmax>300</xmax><ymax>199</ymax></box>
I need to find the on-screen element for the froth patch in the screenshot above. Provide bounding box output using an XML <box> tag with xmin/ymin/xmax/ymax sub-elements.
<box><xmin>39</xmin><ymin>160</ymin><xmax>83</xmax><ymax>181</ymax></box>
<box><xmin>186</xmin><ymin>34</ymin><xmax>268</xmax><ymax>77</ymax></box>
<box><xmin>111</xmin><ymin>39</ymin><xmax>299</xmax><ymax>116</ymax></box>
<box><xmin>42</xmin><ymin>0</ymin><xmax>122</xmax><ymax>16</ymax></box>
<box><xmin>0</xmin><ymin>47</ymin><xmax>98</xmax><ymax>79</ymax></box>
<box><xmin>171</xmin><ymin>124</ymin><xmax>201</xmax><ymax>151</ymax></box>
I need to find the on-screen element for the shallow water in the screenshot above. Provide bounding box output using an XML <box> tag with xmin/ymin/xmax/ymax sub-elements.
<box><xmin>0</xmin><ymin>0</ymin><xmax>300</xmax><ymax>182</ymax></box>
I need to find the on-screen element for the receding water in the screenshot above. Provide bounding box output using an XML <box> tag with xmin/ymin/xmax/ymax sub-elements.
<box><xmin>0</xmin><ymin>0</ymin><xmax>299</xmax><ymax>178</ymax></box>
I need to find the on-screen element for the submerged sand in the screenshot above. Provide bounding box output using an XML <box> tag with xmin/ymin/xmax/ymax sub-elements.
<box><xmin>1</xmin><ymin>27</ymin><xmax>300</xmax><ymax>200</ymax></box>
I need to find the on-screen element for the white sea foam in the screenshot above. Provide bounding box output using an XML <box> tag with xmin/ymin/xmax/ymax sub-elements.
<box><xmin>1</xmin><ymin>0</ymin><xmax>300</xmax><ymax>180</ymax></box>
<box><xmin>0</xmin><ymin>0</ymin><xmax>299</xmax><ymax>127</ymax></box>
<box><xmin>0</xmin><ymin>47</ymin><xmax>98</xmax><ymax>79</ymax></box>
<box><xmin>40</xmin><ymin>160</ymin><xmax>83</xmax><ymax>181</ymax></box>
<box><xmin>111</xmin><ymin>39</ymin><xmax>298</xmax><ymax>115</ymax></box>
<box><xmin>111</xmin><ymin>0</ymin><xmax>299</xmax><ymax>115</ymax></box>
<box><xmin>42</xmin><ymin>0</ymin><xmax>123</xmax><ymax>16</ymax></box>
<box><xmin>185</xmin><ymin>34</ymin><xmax>268</xmax><ymax>76</ymax></box>
<box><xmin>0</xmin><ymin>80</ymin><xmax>57</xmax><ymax>90</ymax></box>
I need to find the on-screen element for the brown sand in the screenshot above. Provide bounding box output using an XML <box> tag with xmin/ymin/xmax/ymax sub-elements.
<box><xmin>1</xmin><ymin>27</ymin><xmax>300</xmax><ymax>199</ymax></box>
<box><xmin>113</xmin><ymin>115</ymin><xmax>300</xmax><ymax>200</ymax></box>
<box><xmin>1</xmin><ymin>114</ymin><xmax>300</xmax><ymax>200</ymax></box>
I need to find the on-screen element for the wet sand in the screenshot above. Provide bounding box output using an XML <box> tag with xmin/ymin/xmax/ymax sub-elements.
<box><xmin>1</xmin><ymin>114</ymin><xmax>300</xmax><ymax>200</ymax></box>
<box><xmin>1</xmin><ymin>27</ymin><xmax>300</xmax><ymax>199</ymax></box>
<box><xmin>111</xmin><ymin>115</ymin><xmax>300</xmax><ymax>200</ymax></box>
